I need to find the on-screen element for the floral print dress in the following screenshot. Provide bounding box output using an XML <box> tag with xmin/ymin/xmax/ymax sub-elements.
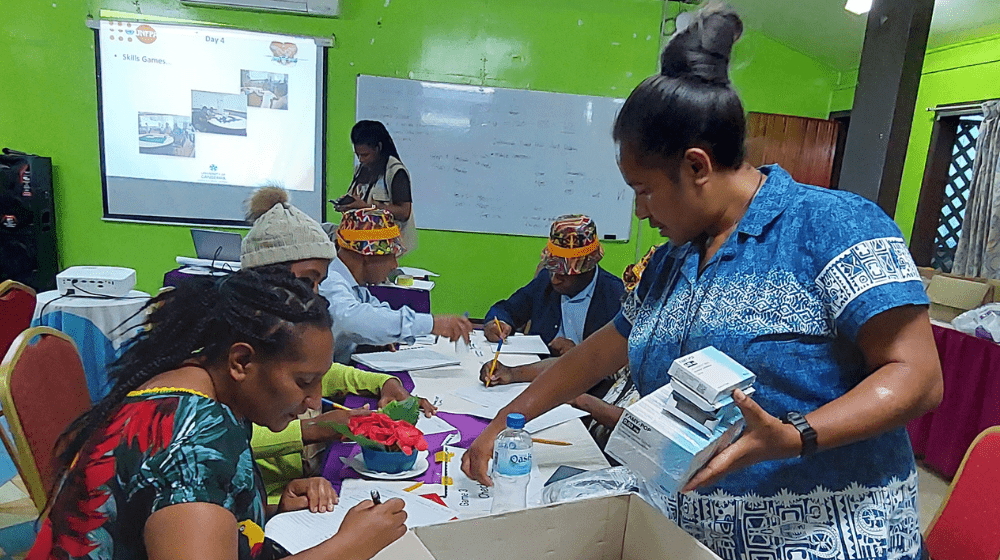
<box><xmin>28</xmin><ymin>388</ymin><xmax>284</xmax><ymax>560</ymax></box>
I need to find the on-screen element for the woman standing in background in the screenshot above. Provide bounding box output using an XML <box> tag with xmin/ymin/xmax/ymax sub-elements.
<box><xmin>334</xmin><ymin>120</ymin><xmax>417</xmax><ymax>254</ymax></box>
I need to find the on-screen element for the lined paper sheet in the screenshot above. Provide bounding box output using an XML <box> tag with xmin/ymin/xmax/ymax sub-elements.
<box><xmin>264</xmin><ymin>484</ymin><xmax>457</xmax><ymax>554</ymax></box>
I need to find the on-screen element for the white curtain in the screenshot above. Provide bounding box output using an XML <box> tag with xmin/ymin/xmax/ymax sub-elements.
<box><xmin>953</xmin><ymin>100</ymin><xmax>1000</xmax><ymax>278</ymax></box>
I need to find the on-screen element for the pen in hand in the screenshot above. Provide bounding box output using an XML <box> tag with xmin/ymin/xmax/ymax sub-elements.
<box><xmin>370</xmin><ymin>490</ymin><xmax>381</xmax><ymax>505</ymax></box>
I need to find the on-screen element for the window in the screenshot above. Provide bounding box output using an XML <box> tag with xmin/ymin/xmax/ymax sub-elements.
<box><xmin>931</xmin><ymin>116</ymin><xmax>982</xmax><ymax>271</ymax></box>
<box><xmin>909</xmin><ymin>112</ymin><xmax>985</xmax><ymax>270</ymax></box>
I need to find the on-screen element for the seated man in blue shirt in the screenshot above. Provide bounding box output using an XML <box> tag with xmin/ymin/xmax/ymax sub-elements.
<box><xmin>319</xmin><ymin>208</ymin><xmax>472</xmax><ymax>363</ymax></box>
<box><xmin>484</xmin><ymin>214</ymin><xmax>625</xmax><ymax>356</ymax></box>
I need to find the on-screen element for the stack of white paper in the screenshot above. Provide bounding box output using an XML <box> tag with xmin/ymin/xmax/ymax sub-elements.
<box><xmin>352</xmin><ymin>347</ymin><xmax>460</xmax><ymax>372</ymax></box>
<box><xmin>176</xmin><ymin>256</ymin><xmax>240</xmax><ymax>271</ymax></box>
<box><xmin>450</xmin><ymin>383</ymin><xmax>587</xmax><ymax>433</ymax></box>
<box><xmin>485</xmin><ymin>334</ymin><xmax>550</xmax><ymax>355</ymax></box>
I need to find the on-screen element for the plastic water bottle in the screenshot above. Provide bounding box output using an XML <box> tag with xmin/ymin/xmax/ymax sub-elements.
<box><xmin>490</xmin><ymin>413</ymin><xmax>533</xmax><ymax>513</ymax></box>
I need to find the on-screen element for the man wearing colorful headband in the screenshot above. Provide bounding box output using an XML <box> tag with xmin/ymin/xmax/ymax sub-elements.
<box><xmin>484</xmin><ymin>214</ymin><xmax>625</xmax><ymax>356</ymax></box>
<box><xmin>319</xmin><ymin>208</ymin><xmax>473</xmax><ymax>363</ymax></box>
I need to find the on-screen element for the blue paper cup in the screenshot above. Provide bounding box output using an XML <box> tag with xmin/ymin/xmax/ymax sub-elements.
<box><xmin>361</xmin><ymin>446</ymin><xmax>418</xmax><ymax>474</ymax></box>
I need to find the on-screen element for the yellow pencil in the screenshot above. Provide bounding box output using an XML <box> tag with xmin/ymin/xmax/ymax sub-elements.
<box><xmin>531</xmin><ymin>438</ymin><xmax>573</xmax><ymax>446</ymax></box>
<box><xmin>330</xmin><ymin>401</ymin><xmax>351</xmax><ymax>411</ymax></box>
<box><xmin>485</xmin><ymin>318</ymin><xmax>504</xmax><ymax>388</ymax></box>
<box><xmin>403</xmin><ymin>481</ymin><xmax>424</xmax><ymax>492</ymax></box>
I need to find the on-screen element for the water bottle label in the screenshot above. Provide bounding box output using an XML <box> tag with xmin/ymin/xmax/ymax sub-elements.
<box><xmin>495</xmin><ymin>446</ymin><xmax>531</xmax><ymax>476</ymax></box>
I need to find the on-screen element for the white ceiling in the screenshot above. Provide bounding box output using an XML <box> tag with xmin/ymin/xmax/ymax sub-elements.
<box><xmin>723</xmin><ymin>0</ymin><xmax>1000</xmax><ymax>71</ymax></box>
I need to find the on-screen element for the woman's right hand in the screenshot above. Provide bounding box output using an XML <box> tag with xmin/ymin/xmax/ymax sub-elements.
<box><xmin>483</xmin><ymin>320</ymin><xmax>512</xmax><ymax>343</ymax></box>
<box><xmin>334</xmin><ymin>499</ymin><xmax>407</xmax><ymax>559</ymax></box>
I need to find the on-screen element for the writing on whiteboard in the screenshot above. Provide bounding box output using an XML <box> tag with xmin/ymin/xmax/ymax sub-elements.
<box><xmin>356</xmin><ymin>76</ymin><xmax>634</xmax><ymax>239</ymax></box>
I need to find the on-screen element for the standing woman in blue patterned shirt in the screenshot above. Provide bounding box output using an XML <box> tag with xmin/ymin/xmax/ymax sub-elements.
<box><xmin>463</xmin><ymin>4</ymin><xmax>943</xmax><ymax>559</ymax></box>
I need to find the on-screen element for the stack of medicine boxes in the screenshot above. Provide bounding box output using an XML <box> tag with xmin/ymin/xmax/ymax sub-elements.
<box><xmin>606</xmin><ymin>346</ymin><xmax>757</xmax><ymax>495</ymax></box>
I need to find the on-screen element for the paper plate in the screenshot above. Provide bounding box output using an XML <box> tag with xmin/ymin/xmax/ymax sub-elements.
<box><xmin>344</xmin><ymin>449</ymin><xmax>430</xmax><ymax>480</ymax></box>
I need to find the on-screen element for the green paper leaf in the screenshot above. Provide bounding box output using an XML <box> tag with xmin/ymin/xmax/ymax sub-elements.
<box><xmin>381</xmin><ymin>396</ymin><xmax>420</xmax><ymax>425</ymax></box>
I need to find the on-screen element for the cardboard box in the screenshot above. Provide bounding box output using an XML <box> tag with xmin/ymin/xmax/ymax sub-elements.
<box><xmin>926</xmin><ymin>274</ymin><xmax>992</xmax><ymax>322</ymax></box>
<box><xmin>667</xmin><ymin>347</ymin><xmax>755</xmax><ymax>404</ymax></box>
<box><xmin>988</xmin><ymin>279</ymin><xmax>1000</xmax><ymax>303</ymax></box>
<box><xmin>396</xmin><ymin>494</ymin><xmax>721</xmax><ymax>560</ymax></box>
<box><xmin>603</xmin><ymin>382</ymin><xmax>743</xmax><ymax>496</ymax></box>
<box><xmin>917</xmin><ymin>266</ymin><xmax>940</xmax><ymax>281</ymax></box>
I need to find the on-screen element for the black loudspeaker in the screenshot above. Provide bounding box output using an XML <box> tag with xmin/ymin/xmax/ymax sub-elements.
<box><xmin>0</xmin><ymin>149</ymin><xmax>58</xmax><ymax>291</ymax></box>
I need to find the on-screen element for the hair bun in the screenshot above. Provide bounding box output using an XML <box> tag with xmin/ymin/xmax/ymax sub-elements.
<box><xmin>246</xmin><ymin>184</ymin><xmax>289</xmax><ymax>223</ymax></box>
<box><xmin>660</xmin><ymin>3</ymin><xmax>743</xmax><ymax>87</ymax></box>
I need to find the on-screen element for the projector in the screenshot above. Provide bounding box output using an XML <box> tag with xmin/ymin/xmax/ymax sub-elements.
<box><xmin>57</xmin><ymin>266</ymin><xmax>137</xmax><ymax>298</ymax></box>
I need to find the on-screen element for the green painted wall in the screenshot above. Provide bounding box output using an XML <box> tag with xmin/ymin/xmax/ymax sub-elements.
<box><xmin>831</xmin><ymin>34</ymin><xmax>1000</xmax><ymax>242</ymax></box>
<box><xmin>2</xmin><ymin>0</ymin><xmax>837</xmax><ymax>316</ymax></box>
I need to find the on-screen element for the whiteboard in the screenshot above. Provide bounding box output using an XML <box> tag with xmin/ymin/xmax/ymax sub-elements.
<box><xmin>356</xmin><ymin>76</ymin><xmax>634</xmax><ymax>239</ymax></box>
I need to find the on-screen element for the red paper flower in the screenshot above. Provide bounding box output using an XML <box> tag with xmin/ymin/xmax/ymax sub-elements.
<box><xmin>349</xmin><ymin>413</ymin><xmax>428</xmax><ymax>455</ymax></box>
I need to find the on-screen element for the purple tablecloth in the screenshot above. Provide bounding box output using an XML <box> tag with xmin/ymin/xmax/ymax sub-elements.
<box><xmin>907</xmin><ymin>325</ymin><xmax>1000</xmax><ymax>478</ymax></box>
<box><xmin>163</xmin><ymin>268</ymin><xmax>195</xmax><ymax>288</ymax></box>
<box><xmin>321</xmin><ymin>371</ymin><xmax>490</xmax><ymax>493</ymax></box>
<box><xmin>367</xmin><ymin>285</ymin><xmax>431</xmax><ymax>314</ymax></box>
<box><xmin>166</xmin><ymin>270</ymin><xmax>430</xmax><ymax>313</ymax></box>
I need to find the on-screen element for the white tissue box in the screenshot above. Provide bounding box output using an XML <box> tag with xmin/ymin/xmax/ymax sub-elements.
<box><xmin>668</xmin><ymin>346</ymin><xmax>756</xmax><ymax>405</ymax></box>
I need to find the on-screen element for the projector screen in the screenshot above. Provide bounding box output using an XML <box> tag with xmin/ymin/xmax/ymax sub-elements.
<box><xmin>96</xmin><ymin>20</ymin><xmax>325</xmax><ymax>225</ymax></box>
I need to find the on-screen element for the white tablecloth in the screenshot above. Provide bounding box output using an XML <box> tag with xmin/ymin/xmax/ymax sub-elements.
<box><xmin>32</xmin><ymin>290</ymin><xmax>150</xmax><ymax>400</ymax></box>
<box><xmin>404</xmin><ymin>336</ymin><xmax>610</xmax><ymax>497</ymax></box>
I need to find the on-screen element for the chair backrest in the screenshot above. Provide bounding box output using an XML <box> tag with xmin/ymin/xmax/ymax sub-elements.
<box><xmin>0</xmin><ymin>280</ymin><xmax>37</xmax><ymax>358</ymax></box>
<box><xmin>0</xmin><ymin>327</ymin><xmax>92</xmax><ymax>512</ymax></box>
<box><xmin>925</xmin><ymin>426</ymin><xmax>1000</xmax><ymax>560</ymax></box>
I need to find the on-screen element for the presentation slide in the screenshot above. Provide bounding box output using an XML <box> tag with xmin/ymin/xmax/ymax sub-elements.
<box><xmin>98</xmin><ymin>21</ymin><xmax>324</xmax><ymax>224</ymax></box>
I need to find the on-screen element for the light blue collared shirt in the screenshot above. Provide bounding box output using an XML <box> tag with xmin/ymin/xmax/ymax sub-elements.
<box><xmin>318</xmin><ymin>258</ymin><xmax>434</xmax><ymax>364</ymax></box>
<box><xmin>554</xmin><ymin>270</ymin><xmax>599</xmax><ymax>344</ymax></box>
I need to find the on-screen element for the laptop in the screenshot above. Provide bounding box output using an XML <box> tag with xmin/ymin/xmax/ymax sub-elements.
<box><xmin>190</xmin><ymin>229</ymin><xmax>243</xmax><ymax>263</ymax></box>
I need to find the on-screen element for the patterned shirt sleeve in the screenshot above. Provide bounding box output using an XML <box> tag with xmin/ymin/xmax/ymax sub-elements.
<box><xmin>810</xmin><ymin>194</ymin><xmax>929</xmax><ymax>341</ymax></box>
<box><xmin>139</xmin><ymin>398</ymin><xmax>257</xmax><ymax>516</ymax></box>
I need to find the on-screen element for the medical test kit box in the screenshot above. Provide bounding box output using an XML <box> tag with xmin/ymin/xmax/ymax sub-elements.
<box><xmin>604</xmin><ymin>346</ymin><xmax>755</xmax><ymax>496</ymax></box>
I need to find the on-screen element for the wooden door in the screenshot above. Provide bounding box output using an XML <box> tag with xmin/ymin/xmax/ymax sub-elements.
<box><xmin>746</xmin><ymin>112</ymin><xmax>840</xmax><ymax>188</ymax></box>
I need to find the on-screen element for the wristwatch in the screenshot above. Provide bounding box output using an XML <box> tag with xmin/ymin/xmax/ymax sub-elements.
<box><xmin>781</xmin><ymin>411</ymin><xmax>818</xmax><ymax>457</ymax></box>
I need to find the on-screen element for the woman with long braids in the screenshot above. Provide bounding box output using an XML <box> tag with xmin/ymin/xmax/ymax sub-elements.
<box><xmin>463</xmin><ymin>4</ymin><xmax>942</xmax><ymax>559</ymax></box>
<box><xmin>28</xmin><ymin>269</ymin><xmax>406</xmax><ymax>560</ymax></box>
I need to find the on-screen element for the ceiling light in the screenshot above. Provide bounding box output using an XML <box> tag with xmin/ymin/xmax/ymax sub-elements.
<box><xmin>845</xmin><ymin>0</ymin><xmax>872</xmax><ymax>15</ymax></box>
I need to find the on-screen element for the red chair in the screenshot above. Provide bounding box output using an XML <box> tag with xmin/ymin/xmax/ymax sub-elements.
<box><xmin>924</xmin><ymin>426</ymin><xmax>1000</xmax><ymax>560</ymax></box>
<box><xmin>0</xmin><ymin>327</ymin><xmax>91</xmax><ymax>512</ymax></box>
<box><xmin>0</xmin><ymin>280</ymin><xmax>36</xmax><ymax>358</ymax></box>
